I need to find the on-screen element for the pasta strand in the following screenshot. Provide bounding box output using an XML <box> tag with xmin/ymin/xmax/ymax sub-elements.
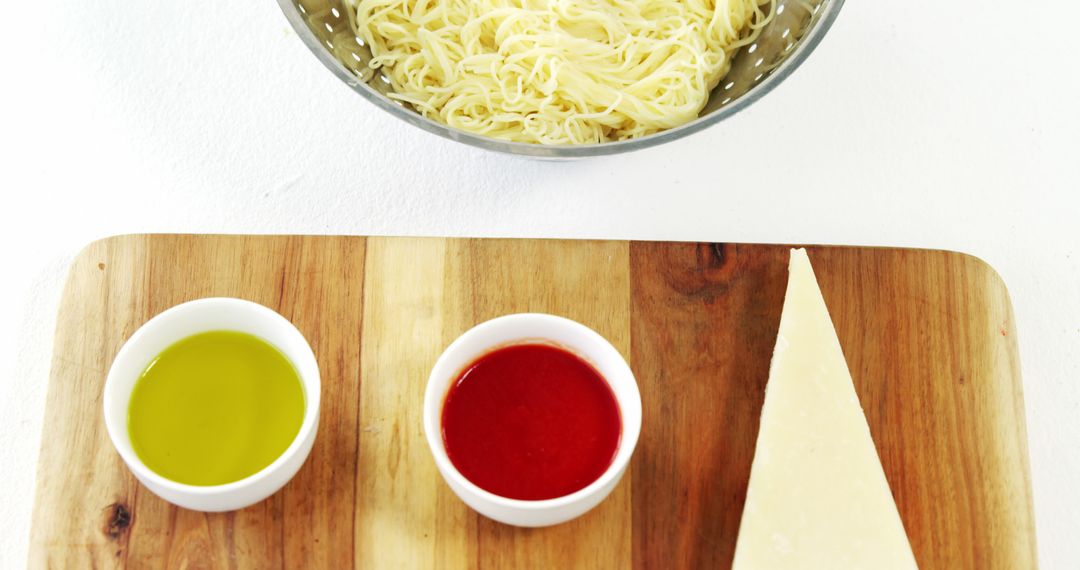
<box><xmin>347</xmin><ymin>0</ymin><xmax>773</xmax><ymax>144</ymax></box>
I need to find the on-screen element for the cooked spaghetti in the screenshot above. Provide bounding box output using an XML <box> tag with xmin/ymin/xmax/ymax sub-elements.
<box><xmin>346</xmin><ymin>0</ymin><xmax>773</xmax><ymax>144</ymax></box>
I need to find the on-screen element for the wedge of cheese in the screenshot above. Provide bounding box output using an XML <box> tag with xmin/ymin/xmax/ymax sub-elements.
<box><xmin>732</xmin><ymin>249</ymin><xmax>917</xmax><ymax>569</ymax></box>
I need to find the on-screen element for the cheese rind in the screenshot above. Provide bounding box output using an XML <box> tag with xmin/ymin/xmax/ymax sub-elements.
<box><xmin>732</xmin><ymin>249</ymin><xmax>918</xmax><ymax>570</ymax></box>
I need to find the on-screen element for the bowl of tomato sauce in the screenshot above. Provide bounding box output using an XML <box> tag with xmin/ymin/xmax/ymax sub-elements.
<box><xmin>424</xmin><ymin>313</ymin><xmax>642</xmax><ymax>527</ymax></box>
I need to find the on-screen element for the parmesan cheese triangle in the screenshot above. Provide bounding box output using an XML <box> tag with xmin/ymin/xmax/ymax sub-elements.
<box><xmin>732</xmin><ymin>248</ymin><xmax>918</xmax><ymax>569</ymax></box>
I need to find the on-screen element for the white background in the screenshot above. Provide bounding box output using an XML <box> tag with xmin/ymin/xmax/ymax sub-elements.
<box><xmin>1</xmin><ymin>0</ymin><xmax>1077</xmax><ymax>566</ymax></box>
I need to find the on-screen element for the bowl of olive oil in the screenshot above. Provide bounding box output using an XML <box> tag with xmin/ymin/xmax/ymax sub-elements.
<box><xmin>103</xmin><ymin>298</ymin><xmax>320</xmax><ymax>512</ymax></box>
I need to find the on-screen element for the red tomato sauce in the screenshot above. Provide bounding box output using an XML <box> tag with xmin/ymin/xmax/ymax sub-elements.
<box><xmin>441</xmin><ymin>343</ymin><xmax>622</xmax><ymax>500</ymax></box>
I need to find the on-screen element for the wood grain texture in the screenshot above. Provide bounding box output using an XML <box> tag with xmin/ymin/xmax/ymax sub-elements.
<box><xmin>355</xmin><ymin>237</ymin><xmax>471</xmax><ymax>569</ymax></box>
<box><xmin>29</xmin><ymin>236</ymin><xmax>1036</xmax><ymax>569</ymax></box>
<box><xmin>630</xmin><ymin>243</ymin><xmax>784</xmax><ymax>570</ymax></box>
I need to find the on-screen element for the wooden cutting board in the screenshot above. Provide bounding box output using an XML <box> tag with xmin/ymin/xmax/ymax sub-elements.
<box><xmin>29</xmin><ymin>235</ymin><xmax>1037</xmax><ymax>569</ymax></box>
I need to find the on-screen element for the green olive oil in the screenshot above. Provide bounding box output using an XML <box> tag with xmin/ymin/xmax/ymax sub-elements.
<box><xmin>127</xmin><ymin>330</ymin><xmax>305</xmax><ymax>486</ymax></box>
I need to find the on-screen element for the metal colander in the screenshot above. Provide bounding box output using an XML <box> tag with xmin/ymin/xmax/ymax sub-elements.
<box><xmin>276</xmin><ymin>0</ymin><xmax>844</xmax><ymax>158</ymax></box>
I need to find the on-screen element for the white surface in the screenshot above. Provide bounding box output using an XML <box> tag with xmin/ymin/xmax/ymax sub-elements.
<box><xmin>102</xmin><ymin>298</ymin><xmax>321</xmax><ymax>512</ymax></box>
<box><xmin>0</xmin><ymin>0</ymin><xmax>1077</xmax><ymax>565</ymax></box>
<box><xmin>423</xmin><ymin>314</ymin><xmax>641</xmax><ymax>527</ymax></box>
<box><xmin>733</xmin><ymin>249</ymin><xmax>917</xmax><ymax>569</ymax></box>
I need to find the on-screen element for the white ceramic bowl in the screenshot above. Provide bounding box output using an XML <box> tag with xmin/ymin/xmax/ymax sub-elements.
<box><xmin>424</xmin><ymin>313</ymin><xmax>642</xmax><ymax>527</ymax></box>
<box><xmin>103</xmin><ymin>298</ymin><xmax>321</xmax><ymax>512</ymax></box>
